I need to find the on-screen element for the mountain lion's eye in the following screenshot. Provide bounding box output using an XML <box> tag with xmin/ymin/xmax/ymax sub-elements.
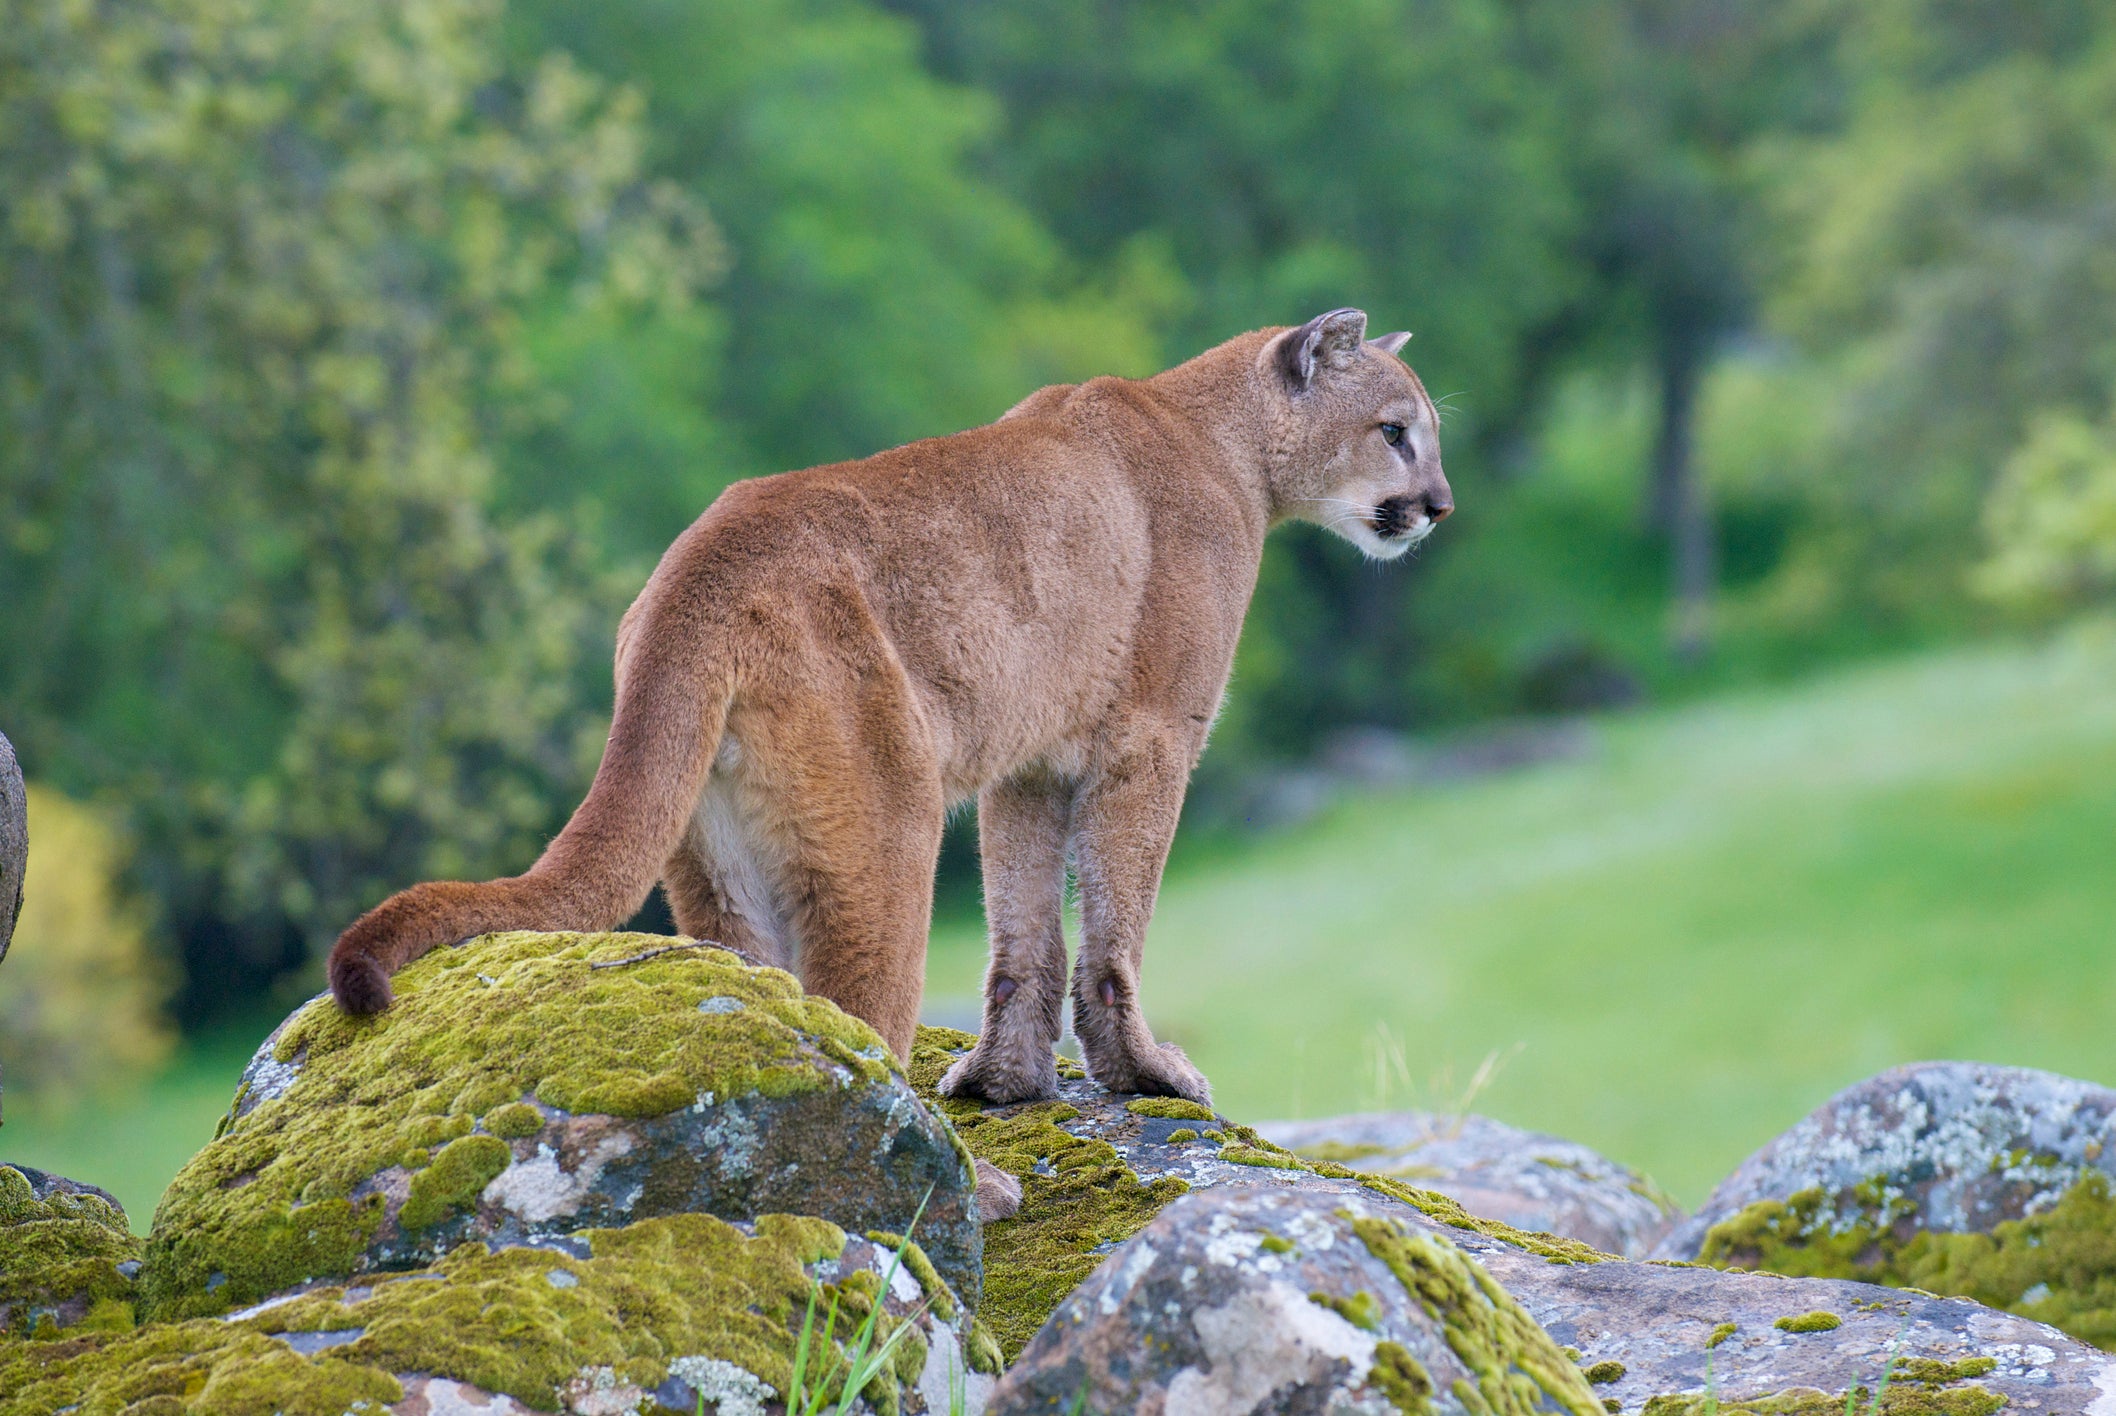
<box><xmin>1380</xmin><ymin>423</ymin><xmax>1406</xmax><ymax>447</ymax></box>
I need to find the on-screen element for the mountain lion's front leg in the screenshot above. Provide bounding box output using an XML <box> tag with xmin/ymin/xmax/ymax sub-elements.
<box><xmin>938</xmin><ymin>769</ymin><xmax>1073</xmax><ymax>1104</ymax></box>
<box><xmin>1069</xmin><ymin>726</ymin><xmax>1211</xmax><ymax>1104</ymax></box>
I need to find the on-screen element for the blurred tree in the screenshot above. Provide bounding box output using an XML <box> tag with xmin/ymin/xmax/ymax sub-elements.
<box><xmin>502</xmin><ymin>0</ymin><xmax>1171</xmax><ymax>568</ymax></box>
<box><xmin>1978</xmin><ymin>406</ymin><xmax>2116</xmax><ymax>612</ymax></box>
<box><xmin>1765</xmin><ymin>0</ymin><xmax>2116</xmax><ymax>632</ymax></box>
<box><xmin>0</xmin><ymin>0</ymin><xmax>716</xmax><ymax>1014</ymax></box>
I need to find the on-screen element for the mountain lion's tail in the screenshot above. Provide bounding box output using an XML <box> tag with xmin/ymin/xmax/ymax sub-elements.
<box><xmin>327</xmin><ymin>635</ymin><xmax>733</xmax><ymax>1015</ymax></box>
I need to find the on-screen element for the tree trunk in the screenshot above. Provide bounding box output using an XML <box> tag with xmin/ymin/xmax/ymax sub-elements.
<box><xmin>1</xmin><ymin>728</ymin><xmax>23</xmax><ymax>1126</ymax></box>
<box><xmin>1649</xmin><ymin>343</ymin><xmax>1714</xmax><ymax>661</ymax></box>
<box><xmin>0</xmin><ymin>730</ymin><xmax>22</xmax><ymax>967</ymax></box>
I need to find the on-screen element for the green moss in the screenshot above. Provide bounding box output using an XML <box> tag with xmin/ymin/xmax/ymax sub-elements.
<box><xmin>1296</xmin><ymin>1140</ymin><xmax>1400</xmax><ymax>1164</ymax></box>
<box><xmin>1700</xmin><ymin>1172</ymin><xmax>2116</xmax><ymax>1349</ymax></box>
<box><xmin>1167</xmin><ymin>1128</ymin><xmax>1200</xmax><ymax>1145</ymax></box>
<box><xmin>145</xmin><ymin>931</ymin><xmax>898</xmax><ymax>1320</ymax></box>
<box><xmin>481</xmin><ymin>1101</ymin><xmax>544</xmax><ymax>1140</ymax></box>
<box><xmin>1223</xmin><ymin>1145</ymin><xmax>1303</xmax><ymax>1170</ymax></box>
<box><xmin>1707</xmin><ymin>1322</ymin><xmax>1738</xmax><ymax>1349</ymax></box>
<box><xmin>1641</xmin><ymin>1387</ymin><xmax>2005</xmax><ymax>1415</ymax></box>
<box><xmin>1583</xmin><ymin>1360</ymin><xmax>1625</xmax><ymax>1383</ymax></box>
<box><xmin>1308</xmin><ymin>1288</ymin><xmax>1382</xmax><ymax>1331</ymax></box>
<box><xmin>402</xmin><ymin>1113</ymin><xmax>472</xmax><ymax>1149</ymax></box>
<box><xmin>0</xmin><ymin>1323</ymin><xmax>403</xmax><ymax>1415</ymax></box>
<box><xmin>908</xmin><ymin>1029</ymin><xmax>1189</xmax><ymax>1361</ymax></box>
<box><xmin>1897</xmin><ymin>1357</ymin><xmax>1996</xmax><ymax>1385</ymax></box>
<box><xmin>965</xmin><ymin>1316</ymin><xmax>1004</xmax><ymax>1375</ymax></box>
<box><xmin>399</xmin><ymin>1135</ymin><xmax>512</xmax><ymax>1232</ymax></box>
<box><xmin>1125</xmin><ymin>1097</ymin><xmax>1216</xmax><ymax>1121</ymax></box>
<box><xmin>0</xmin><ymin>1166</ymin><xmax>142</xmax><ymax>1338</ymax></box>
<box><xmin>1369</xmin><ymin>1339</ymin><xmax>1437</xmax><ymax>1414</ymax></box>
<box><xmin>866</xmin><ymin>1231</ymin><xmax>960</xmax><ymax>1321</ymax></box>
<box><xmin>1260</xmin><ymin>1233</ymin><xmax>1296</xmax><ymax>1255</ymax></box>
<box><xmin>1352</xmin><ymin>1214</ymin><xmax>1604</xmax><ymax>1416</ymax></box>
<box><xmin>2</xmin><ymin>1211</ymin><xmax>905</xmax><ymax>1415</ymax></box>
<box><xmin>1772</xmin><ymin>1311</ymin><xmax>1841</xmax><ymax>1333</ymax></box>
<box><xmin>1320</xmin><ymin>1165</ymin><xmax>1616</xmax><ymax>1266</ymax></box>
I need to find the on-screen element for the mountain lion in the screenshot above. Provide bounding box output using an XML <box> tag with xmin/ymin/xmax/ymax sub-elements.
<box><xmin>328</xmin><ymin>308</ymin><xmax>1450</xmax><ymax>1125</ymax></box>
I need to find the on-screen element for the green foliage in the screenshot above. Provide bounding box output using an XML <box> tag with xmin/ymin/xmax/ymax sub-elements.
<box><xmin>0</xmin><ymin>0</ymin><xmax>715</xmax><ymax>1000</ymax></box>
<box><xmin>1766</xmin><ymin>4</ymin><xmax>2116</xmax><ymax>628</ymax></box>
<box><xmin>501</xmin><ymin>0</ymin><xmax>1169</xmax><ymax>563</ymax></box>
<box><xmin>1978</xmin><ymin>406</ymin><xmax>2116</xmax><ymax>610</ymax></box>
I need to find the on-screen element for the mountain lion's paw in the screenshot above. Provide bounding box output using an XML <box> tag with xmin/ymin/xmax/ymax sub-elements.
<box><xmin>1091</xmin><ymin>1041</ymin><xmax>1212</xmax><ymax>1108</ymax></box>
<box><xmin>972</xmin><ymin>1159</ymin><xmax>1023</xmax><ymax>1222</ymax></box>
<box><xmin>936</xmin><ymin>1045</ymin><xmax>1059</xmax><ymax>1105</ymax></box>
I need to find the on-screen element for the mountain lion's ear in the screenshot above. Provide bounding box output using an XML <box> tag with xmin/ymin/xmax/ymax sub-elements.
<box><xmin>1268</xmin><ymin>308</ymin><xmax>1368</xmax><ymax>389</ymax></box>
<box><xmin>1370</xmin><ymin>331</ymin><xmax>1412</xmax><ymax>357</ymax></box>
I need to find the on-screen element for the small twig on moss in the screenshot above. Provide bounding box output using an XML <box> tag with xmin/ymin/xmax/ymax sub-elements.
<box><xmin>590</xmin><ymin>939</ymin><xmax>761</xmax><ymax>971</ymax></box>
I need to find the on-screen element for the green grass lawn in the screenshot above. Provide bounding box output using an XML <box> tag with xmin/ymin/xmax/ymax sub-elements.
<box><xmin>10</xmin><ymin>628</ymin><xmax>2116</xmax><ymax>1225</ymax></box>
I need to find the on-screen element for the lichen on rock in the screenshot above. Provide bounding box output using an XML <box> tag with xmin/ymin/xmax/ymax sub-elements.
<box><xmin>0</xmin><ymin>1163</ymin><xmax>141</xmax><ymax>1337</ymax></box>
<box><xmin>1638</xmin><ymin>1384</ymin><xmax>2007</xmax><ymax>1415</ymax></box>
<box><xmin>143</xmin><ymin>931</ymin><xmax>978</xmax><ymax>1321</ymax></box>
<box><xmin>1660</xmin><ymin>1061</ymin><xmax>2116</xmax><ymax>1349</ymax></box>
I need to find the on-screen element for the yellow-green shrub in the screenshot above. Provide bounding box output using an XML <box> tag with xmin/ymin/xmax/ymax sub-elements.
<box><xmin>0</xmin><ymin>787</ymin><xmax>173</xmax><ymax>1101</ymax></box>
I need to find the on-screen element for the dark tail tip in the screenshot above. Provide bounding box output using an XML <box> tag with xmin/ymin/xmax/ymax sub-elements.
<box><xmin>329</xmin><ymin>949</ymin><xmax>394</xmax><ymax>1015</ymax></box>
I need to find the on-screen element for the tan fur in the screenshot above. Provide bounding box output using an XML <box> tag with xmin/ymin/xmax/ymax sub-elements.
<box><xmin>327</xmin><ymin>309</ymin><xmax>1451</xmax><ymax>1108</ymax></box>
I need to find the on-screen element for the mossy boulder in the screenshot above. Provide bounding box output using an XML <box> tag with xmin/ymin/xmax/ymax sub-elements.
<box><xmin>917</xmin><ymin>1032</ymin><xmax>2116</xmax><ymax>1412</ymax></box>
<box><xmin>909</xmin><ymin>1027</ymin><xmax>1614</xmax><ymax>1363</ymax></box>
<box><xmin>143</xmin><ymin>932</ymin><xmax>978</xmax><ymax>1322</ymax></box>
<box><xmin>3</xmin><ymin>1211</ymin><xmax>1002</xmax><ymax>1414</ymax></box>
<box><xmin>1652</xmin><ymin>1061</ymin><xmax>2116</xmax><ymax>1349</ymax></box>
<box><xmin>1259</xmin><ymin>1110</ymin><xmax>1683</xmax><ymax>1258</ymax></box>
<box><xmin>988</xmin><ymin>1186</ymin><xmax>1606</xmax><ymax>1415</ymax></box>
<box><xmin>0</xmin><ymin>1164</ymin><xmax>141</xmax><ymax>1338</ymax></box>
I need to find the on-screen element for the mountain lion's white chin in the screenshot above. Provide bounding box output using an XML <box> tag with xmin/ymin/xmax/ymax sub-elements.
<box><xmin>1336</xmin><ymin>520</ymin><xmax>1416</xmax><ymax>561</ymax></box>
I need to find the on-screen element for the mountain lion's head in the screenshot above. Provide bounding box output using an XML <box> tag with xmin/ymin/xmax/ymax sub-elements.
<box><xmin>1261</xmin><ymin>307</ymin><xmax>1452</xmax><ymax>561</ymax></box>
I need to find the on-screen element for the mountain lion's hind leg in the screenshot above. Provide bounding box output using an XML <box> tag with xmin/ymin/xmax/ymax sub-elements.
<box><xmin>744</xmin><ymin>687</ymin><xmax>943</xmax><ymax>1064</ymax></box>
<box><xmin>1069</xmin><ymin>725</ymin><xmax>1211</xmax><ymax>1105</ymax></box>
<box><xmin>661</xmin><ymin>829</ymin><xmax>786</xmax><ymax>971</ymax></box>
<box><xmin>938</xmin><ymin>768</ymin><xmax>1073</xmax><ymax>1104</ymax></box>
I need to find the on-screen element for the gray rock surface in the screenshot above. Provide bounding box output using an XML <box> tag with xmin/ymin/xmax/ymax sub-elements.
<box><xmin>3</xmin><ymin>1162</ymin><xmax>124</xmax><ymax>1213</ymax></box>
<box><xmin>1258</xmin><ymin>1110</ymin><xmax>1681</xmax><ymax>1258</ymax></box>
<box><xmin>989</xmin><ymin>1186</ymin><xmax>1604</xmax><ymax>1416</ymax></box>
<box><xmin>0</xmin><ymin>728</ymin><xmax>22</xmax><ymax>965</ymax></box>
<box><xmin>1654</xmin><ymin>1060</ymin><xmax>2116</xmax><ymax>1263</ymax></box>
<box><xmin>1477</xmin><ymin>1247</ymin><xmax>2114</xmax><ymax>1415</ymax></box>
